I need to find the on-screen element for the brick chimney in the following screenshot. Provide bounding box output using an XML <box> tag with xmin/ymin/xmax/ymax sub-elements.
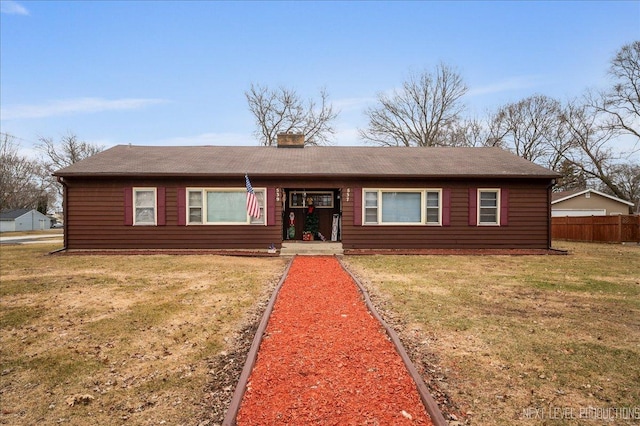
<box><xmin>277</xmin><ymin>133</ymin><xmax>305</xmax><ymax>148</ymax></box>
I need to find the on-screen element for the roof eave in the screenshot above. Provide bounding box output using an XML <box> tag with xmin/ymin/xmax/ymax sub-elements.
<box><xmin>552</xmin><ymin>188</ymin><xmax>635</xmax><ymax>206</ymax></box>
<box><xmin>55</xmin><ymin>172</ymin><xmax>559</xmax><ymax>179</ymax></box>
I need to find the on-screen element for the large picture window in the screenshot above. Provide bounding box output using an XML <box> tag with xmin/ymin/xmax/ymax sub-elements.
<box><xmin>133</xmin><ymin>188</ymin><xmax>156</xmax><ymax>225</ymax></box>
<box><xmin>363</xmin><ymin>189</ymin><xmax>441</xmax><ymax>225</ymax></box>
<box><xmin>187</xmin><ymin>188</ymin><xmax>266</xmax><ymax>225</ymax></box>
<box><xmin>207</xmin><ymin>191</ymin><xmax>246</xmax><ymax>223</ymax></box>
<box><xmin>382</xmin><ymin>192</ymin><xmax>421</xmax><ymax>223</ymax></box>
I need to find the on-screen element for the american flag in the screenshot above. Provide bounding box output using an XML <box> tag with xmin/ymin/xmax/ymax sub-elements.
<box><xmin>245</xmin><ymin>174</ymin><xmax>261</xmax><ymax>219</ymax></box>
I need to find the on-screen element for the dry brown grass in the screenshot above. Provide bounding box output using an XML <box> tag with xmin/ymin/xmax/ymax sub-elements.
<box><xmin>3</xmin><ymin>241</ymin><xmax>639</xmax><ymax>425</ymax></box>
<box><xmin>0</xmin><ymin>243</ymin><xmax>286</xmax><ymax>425</ymax></box>
<box><xmin>344</xmin><ymin>242</ymin><xmax>640</xmax><ymax>425</ymax></box>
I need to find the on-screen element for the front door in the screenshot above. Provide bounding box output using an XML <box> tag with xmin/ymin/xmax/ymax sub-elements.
<box><xmin>283</xmin><ymin>189</ymin><xmax>341</xmax><ymax>241</ymax></box>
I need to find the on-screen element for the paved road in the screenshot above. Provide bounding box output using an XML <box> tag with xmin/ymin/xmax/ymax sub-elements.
<box><xmin>0</xmin><ymin>233</ymin><xmax>64</xmax><ymax>245</ymax></box>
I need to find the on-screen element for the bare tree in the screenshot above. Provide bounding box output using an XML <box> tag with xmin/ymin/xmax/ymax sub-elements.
<box><xmin>0</xmin><ymin>132</ymin><xmax>46</xmax><ymax>211</ymax></box>
<box><xmin>598</xmin><ymin>162</ymin><xmax>640</xmax><ymax>212</ymax></box>
<box><xmin>38</xmin><ymin>133</ymin><xmax>104</xmax><ymax>208</ymax></box>
<box><xmin>38</xmin><ymin>132</ymin><xmax>103</xmax><ymax>171</ymax></box>
<box><xmin>554</xmin><ymin>159</ymin><xmax>588</xmax><ymax>192</ymax></box>
<box><xmin>589</xmin><ymin>41</ymin><xmax>640</xmax><ymax>149</ymax></box>
<box><xmin>485</xmin><ymin>43</ymin><xmax>638</xmax><ymax>202</ymax></box>
<box><xmin>441</xmin><ymin>117</ymin><xmax>499</xmax><ymax>147</ymax></box>
<box><xmin>360</xmin><ymin>63</ymin><xmax>468</xmax><ymax>147</ymax></box>
<box><xmin>488</xmin><ymin>95</ymin><xmax>569</xmax><ymax>170</ymax></box>
<box><xmin>560</xmin><ymin>99</ymin><xmax>629</xmax><ymax>200</ymax></box>
<box><xmin>245</xmin><ymin>84</ymin><xmax>338</xmax><ymax>146</ymax></box>
<box><xmin>552</xmin><ymin>41</ymin><xmax>640</xmax><ymax>203</ymax></box>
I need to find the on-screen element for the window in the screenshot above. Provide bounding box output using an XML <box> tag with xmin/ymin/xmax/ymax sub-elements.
<box><xmin>133</xmin><ymin>188</ymin><xmax>156</xmax><ymax>225</ymax></box>
<box><xmin>289</xmin><ymin>191</ymin><xmax>334</xmax><ymax>208</ymax></box>
<box><xmin>382</xmin><ymin>192</ymin><xmax>421</xmax><ymax>223</ymax></box>
<box><xmin>187</xmin><ymin>188</ymin><xmax>266</xmax><ymax>225</ymax></box>
<box><xmin>425</xmin><ymin>191</ymin><xmax>440</xmax><ymax>224</ymax></box>
<box><xmin>207</xmin><ymin>191</ymin><xmax>246</xmax><ymax>223</ymax></box>
<box><xmin>363</xmin><ymin>189</ymin><xmax>441</xmax><ymax>225</ymax></box>
<box><xmin>188</xmin><ymin>190</ymin><xmax>203</xmax><ymax>223</ymax></box>
<box><xmin>364</xmin><ymin>191</ymin><xmax>378</xmax><ymax>223</ymax></box>
<box><xmin>478</xmin><ymin>189</ymin><xmax>500</xmax><ymax>225</ymax></box>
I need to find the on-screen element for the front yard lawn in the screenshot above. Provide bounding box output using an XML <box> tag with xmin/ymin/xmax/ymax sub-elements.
<box><xmin>344</xmin><ymin>242</ymin><xmax>640</xmax><ymax>425</ymax></box>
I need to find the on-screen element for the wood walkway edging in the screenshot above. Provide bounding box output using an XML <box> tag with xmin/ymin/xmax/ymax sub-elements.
<box><xmin>222</xmin><ymin>257</ymin><xmax>294</xmax><ymax>426</ymax></box>
<box><xmin>338</xmin><ymin>258</ymin><xmax>449</xmax><ymax>426</ymax></box>
<box><xmin>221</xmin><ymin>255</ymin><xmax>448</xmax><ymax>426</ymax></box>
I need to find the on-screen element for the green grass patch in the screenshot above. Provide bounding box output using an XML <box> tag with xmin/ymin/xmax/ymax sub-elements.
<box><xmin>526</xmin><ymin>275</ymin><xmax>639</xmax><ymax>295</ymax></box>
<box><xmin>0</xmin><ymin>305</ymin><xmax>45</xmax><ymax>328</ymax></box>
<box><xmin>86</xmin><ymin>300</ymin><xmax>185</xmax><ymax>338</ymax></box>
<box><xmin>21</xmin><ymin>352</ymin><xmax>104</xmax><ymax>386</ymax></box>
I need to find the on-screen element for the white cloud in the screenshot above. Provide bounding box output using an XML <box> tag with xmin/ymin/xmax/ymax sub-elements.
<box><xmin>467</xmin><ymin>75</ymin><xmax>543</xmax><ymax>97</ymax></box>
<box><xmin>1</xmin><ymin>1</ymin><xmax>29</xmax><ymax>15</ymax></box>
<box><xmin>1</xmin><ymin>97</ymin><xmax>168</xmax><ymax>120</ymax></box>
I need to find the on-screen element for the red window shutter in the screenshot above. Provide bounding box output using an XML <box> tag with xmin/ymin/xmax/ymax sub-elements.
<box><xmin>353</xmin><ymin>188</ymin><xmax>362</xmax><ymax>226</ymax></box>
<box><xmin>500</xmin><ymin>188</ymin><xmax>509</xmax><ymax>226</ymax></box>
<box><xmin>442</xmin><ymin>188</ymin><xmax>451</xmax><ymax>226</ymax></box>
<box><xmin>267</xmin><ymin>188</ymin><xmax>276</xmax><ymax>226</ymax></box>
<box><xmin>124</xmin><ymin>187</ymin><xmax>133</xmax><ymax>226</ymax></box>
<box><xmin>157</xmin><ymin>187</ymin><xmax>166</xmax><ymax>226</ymax></box>
<box><xmin>468</xmin><ymin>188</ymin><xmax>477</xmax><ymax>226</ymax></box>
<box><xmin>177</xmin><ymin>188</ymin><xmax>186</xmax><ymax>226</ymax></box>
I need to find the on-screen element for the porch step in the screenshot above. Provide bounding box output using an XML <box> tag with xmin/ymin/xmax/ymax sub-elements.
<box><xmin>280</xmin><ymin>241</ymin><xmax>344</xmax><ymax>256</ymax></box>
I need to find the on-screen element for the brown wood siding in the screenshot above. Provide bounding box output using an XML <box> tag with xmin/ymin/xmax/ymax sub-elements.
<box><xmin>64</xmin><ymin>178</ymin><xmax>283</xmax><ymax>250</ymax></box>
<box><xmin>340</xmin><ymin>179</ymin><xmax>552</xmax><ymax>250</ymax></box>
<box><xmin>62</xmin><ymin>176</ymin><xmax>553</xmax><ymax>250</ymax></box>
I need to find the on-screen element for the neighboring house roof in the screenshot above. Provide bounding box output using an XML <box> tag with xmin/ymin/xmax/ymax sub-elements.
<box><xmin>53</xmin><ymin>145</ymin><xmax>559</xmax><ymax>179</ymax></box>
<box><xmin>552</xmin><ymin>189</ymin><xmax>634</xmax><ymax>206</ymax></box>
<box><xmin>0</xmin><ymin>208</ymin><xmax>33</xmax><ymax>220</ymax></box>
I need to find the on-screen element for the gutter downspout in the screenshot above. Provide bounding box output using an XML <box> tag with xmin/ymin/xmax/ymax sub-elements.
<box><xmin>51</xmin><ymin>176</ymin><xmax>68</xmax><ymax>253</ymax></box>
<box><xmin>547</xmin><ymin>179</ymin><xmax>556</xmax><ymax>250</ymax></box>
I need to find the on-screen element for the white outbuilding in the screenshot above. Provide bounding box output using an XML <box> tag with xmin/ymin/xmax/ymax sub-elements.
<box><xmin>0</xmin><ymin>209</ymin><xmax>52</xmax><ymax>232</ymax></box>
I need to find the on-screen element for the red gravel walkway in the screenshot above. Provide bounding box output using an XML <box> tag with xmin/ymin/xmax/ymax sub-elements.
<box><xmin>236</xmin><ymin>256</ymin><xmax>433</xmax><ymax>425</ymax></box>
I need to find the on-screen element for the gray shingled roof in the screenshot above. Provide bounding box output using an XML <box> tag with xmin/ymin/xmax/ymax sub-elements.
<box><xmin>0</xmin><ymin>208</ymin><xmax>32</xmax><ymax>220</ymax></box>
<box><xmin>53</xmin><ymin>145</ymin><xmax>559</xmax><ymax>178</ymax></box>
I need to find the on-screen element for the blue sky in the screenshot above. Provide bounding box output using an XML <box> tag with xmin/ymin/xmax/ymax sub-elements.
<box><xmin>1</xmin><ymin>0</ymin><xmax>639</xmax><ymax>154</ymax></box>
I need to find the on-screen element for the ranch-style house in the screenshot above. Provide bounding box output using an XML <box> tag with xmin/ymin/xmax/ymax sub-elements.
<box><xmin>53</xmin><ymin>134</ymin><xmax>560</xmax><ymax>253</ymax></box>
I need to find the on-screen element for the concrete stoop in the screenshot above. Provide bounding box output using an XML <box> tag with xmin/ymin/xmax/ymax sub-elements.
<box><xmin>279</xmin><ymin>241</ymin><xmax>344</xmax><ymax>256</ymax></box>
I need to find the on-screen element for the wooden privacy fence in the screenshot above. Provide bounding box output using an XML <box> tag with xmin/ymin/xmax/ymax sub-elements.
<box><xmin>552</xmin><ymin>215</ymin><xmax>640</xmax><ymax>243</ymax></box>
